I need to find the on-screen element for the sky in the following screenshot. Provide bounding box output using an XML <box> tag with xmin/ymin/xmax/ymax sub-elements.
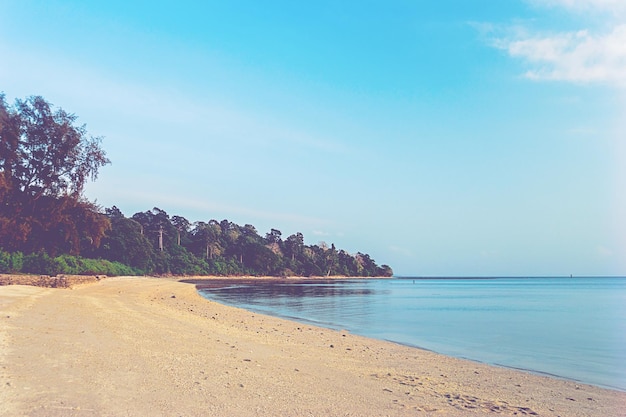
<box><xmin>1</xmin><ymin>0</ymin><xmax>624</xmax><ymax>276</ymax></box>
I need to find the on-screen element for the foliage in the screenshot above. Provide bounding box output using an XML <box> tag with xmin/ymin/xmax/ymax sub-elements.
<box><xmin>90</xmin><ymin>207</ymin><xmax>155</xmax><ymax>271</ymax></box>
<box><xmin>0</xmin><ymin>93</ymin><xmax>392</xmax><ymax>277</ymax></box>
<box><xmin>92</xmin><ymin>206</ymin><xmax>393</xmax><ymax>277</ymax></box>
<box><xmin>0</xmin><ymin>249</ymin><xmax>139</xmax><ymax>276</ymax></box>
<box><xmin>0</xmin><ymin>250</ymin><xmax>23</xmax><ymax>273</ymax></box>
<box><xmin>0</xmin><ymin>94</ymin><xmax>110</xmax><ymax>255</ymax></box>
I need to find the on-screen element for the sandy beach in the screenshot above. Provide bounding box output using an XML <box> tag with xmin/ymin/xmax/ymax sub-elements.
<box><xmin>1</xmin><ymin>277</ymin><xmax>624</xmax><ymax>416</ymax></box>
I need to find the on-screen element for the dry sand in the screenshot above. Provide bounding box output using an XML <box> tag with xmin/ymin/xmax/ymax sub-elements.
<box><xmin>1</xmin><ymin>277</ymin><xmax>624</xmax><ymax>416</ymax></box>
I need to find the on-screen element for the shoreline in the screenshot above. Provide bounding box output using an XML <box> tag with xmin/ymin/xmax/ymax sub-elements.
<box><xmin>382</xmin><ymin>338</ymin><xmax>626</xmax><ymax>394</ymax></box>
<box><xmin>191</xmin><ymin>276</ymin><xmax>626</xmax><ymax>393</ymax></box>
<box><xmin>2</xmin><ymin>276</ymin><xmax>625</xmax><ymax>416</ymax></box>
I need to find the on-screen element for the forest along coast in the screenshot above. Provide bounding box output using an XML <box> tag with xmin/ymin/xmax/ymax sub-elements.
<box><xmin>1</xmin><ymin>95</ymin><xmax>392</xmax><ymax>279</ymax></box>
<box><xmin>1</xmin><ymin>277</ymin><xmax>625</xmax><ymax>417</ymax></box>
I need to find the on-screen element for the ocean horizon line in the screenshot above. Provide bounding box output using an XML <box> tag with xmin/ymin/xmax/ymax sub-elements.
<box><xmin>393</xmin><ymin>275</ymin><xmax>626</xmax><ymax>280</ymax></box>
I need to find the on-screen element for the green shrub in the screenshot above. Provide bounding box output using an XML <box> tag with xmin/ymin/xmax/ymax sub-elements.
<box><xmin>22</xmin><ymin>252</ymin><xmax>53</xmax><ymax>275</ymax></box>
<box><xmin>0</xmin><ymin>250</ymin><xmax>10</xmax><ymax>272</ymax></box>
<box><xmin>58</xmin><ymin>255</ymin><xmax>80</xmax><ymax>274</ymax></box>
<box><xmin>10</xmin><ymin>252</ymin><xmax>23</xmax><ymax>272</ymax></box>
<box><xmin>17</xmin><ymin>251</ymin><xmax>141</xmax><ymax>276</ymax></box>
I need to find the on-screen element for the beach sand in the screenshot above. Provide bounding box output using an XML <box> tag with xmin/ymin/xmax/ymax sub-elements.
<box><xmin>1</xmin><ymin>277</ymin><xmax>624</xmax><ymax>416</ymax></box>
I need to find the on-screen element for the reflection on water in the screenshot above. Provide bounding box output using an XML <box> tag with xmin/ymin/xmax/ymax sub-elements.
<box><xmin>195</xmin><ymin>279</ymin><xmax>379</xmax><ymax>298</ymax></box>
<box><xmin>189</xmin><ymin>277</ymin><xmax>626</xmax><ymax>391</ymax></box>
<box><xmin>188</xmin><ymin>279</ymin><xmax>383</xmax><ymax>329</ymax></box>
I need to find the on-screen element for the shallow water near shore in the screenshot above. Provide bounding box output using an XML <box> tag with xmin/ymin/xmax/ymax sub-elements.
<box><xmin>197</xmin><ymin>276</ymin><xmax>626</xmax><ymax>391</ymax></box>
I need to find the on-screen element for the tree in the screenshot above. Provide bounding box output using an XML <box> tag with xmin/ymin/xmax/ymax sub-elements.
<box><xmin>95</xmin><ymin>207</ymin><xmax>155</xmax><ymax>271</ymax></box>
<box><xmin>131</xmin><ymin>207</ymin><xmax>177</xmax><ymax>253</ymax></box>
<box><xmin>284</xmin><ymin>232</ymin><xmax>304</xmax><ymax>262</ymax></box>
<box><xmin>233</xmin><ymin>224</ymin><xmax>261</xmax><ymax>265</ymax></box>
<box><xmin>242</xmin><ymin>242</ymin><xmax>280</xmax><ymax>275</ymax></box>
<box><xmin>265</xmin><ymin>228</ymin><xmax>282</xmax><ymax>245</ymax></box>
<box><xmin>324</xmin><ymin>243</ymin><xmax>339</xmax><ymax>276</ymax></box>
<box><xmin>337</xmin><ymin>249</ymin><xmax>358</xmax><ymax>276</ymax></box>
<box><xmin>190</xmin><ymin>221</ymin><xmax>221</xmax><ymax>260</ymax></box>
<box><xmin>355</xmin><ymin>252</ymin><xmax>386</xmax><ymax>277</ymax></box>
<box><xmin>241</xmin><ymin>224</ymin><xmax>261</xmax><ymax>243</ymax></box>
<box><xmin>379</xmin><ymin>264</ymin><xmax>394</xmax><ymax>277</ymax></box>
<box><xmin>0</xmin><ymin>94</ymin><xmax>110</xmax><ymax>255</ymax></box>
<box><xmin>0</xmin><ymin>94</ymin><xmax>395</xmax><ymax>276</ymax></box>
<box><xmin>171</xmin><ymin>215</ymin><xmax>191</xmax><ymax>246</ymax></box>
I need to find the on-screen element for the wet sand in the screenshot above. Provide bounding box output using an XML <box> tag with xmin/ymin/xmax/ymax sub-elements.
<box><xmin>1</xmin><ymin>277</ymin><xmax>624</xmax><ymax>416</ymax></box>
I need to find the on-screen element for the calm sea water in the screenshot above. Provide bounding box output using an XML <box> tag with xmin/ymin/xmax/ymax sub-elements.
<box><xmin>196</xmin><ymin>277</ymin><xmax>626</xmax><ymax>391</ymax></box>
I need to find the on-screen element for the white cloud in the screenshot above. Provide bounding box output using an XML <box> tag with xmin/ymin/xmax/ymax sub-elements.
<box><xmin>498</xmin><ymin>25</ymin><xmax>626</xmax><ymax>86</ymax></box>
<box><xmin>490</xmin><ymin>1</ymin><xmax>626</xmax><ymax>87</ymax></box>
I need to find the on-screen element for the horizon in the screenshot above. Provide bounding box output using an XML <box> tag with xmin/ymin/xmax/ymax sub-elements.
<box><xmin>1</xmin><ymin>1</ymin><xmax>624</xmax><ymax>276</ymax></box>
<box><xmin>392</xmin><ymin>275</ymin><xmax>626</xmax><ymax>279</ymax></box>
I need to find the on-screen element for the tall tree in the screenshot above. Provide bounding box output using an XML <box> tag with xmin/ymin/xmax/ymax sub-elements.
<box><xmin>284</xmin><ymin>232</ymin><xmax>304</xmax><ymax>262</ymax></box>
<box><xmin>131</xmin><ymin>208</ymin><xmax>177</xmax><ymax>253</ymax></box>
<box><xmin>171</xmin><ymin>215</ymin><xmax>191</xmax><ymax>246</ymax></box>
<box><xmin>96</xmin><ymin>207</ymin><xmax>155</xmax><ymax>271</ymax></box>
<box><xmin>191</xmin><ymin>221</ymin><xmax>221</xmax><ymax>260</ymax></box>
<box><xmin>265</xmin><ymin>228</ymin><xmax>282</xmax><ymax>244</ymax></box>
<box><xmin>0</xmin><ymin>94</ymin><xmax>110</xmax><ymax>254</ymax></box>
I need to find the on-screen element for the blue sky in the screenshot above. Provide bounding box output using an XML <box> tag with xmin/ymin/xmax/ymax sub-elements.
<box><xmin>1</xmin><ymin>0</ymin><xmax>624</xmax><ymax>276</ymax></box>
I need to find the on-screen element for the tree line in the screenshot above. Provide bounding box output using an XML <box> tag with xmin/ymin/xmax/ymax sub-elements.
<box><xmin>86</xmin><ymin>205</ymin><xmax>392</xmax><ymax>276</ymax></box>
<box><xmin>0</xmin><ymin>94</ymin><xmax>392</xmax><ymax>277</ymax></box>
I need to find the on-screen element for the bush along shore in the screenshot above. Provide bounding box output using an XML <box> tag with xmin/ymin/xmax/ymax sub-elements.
<box><xmin>0</xmin><ymin>251</ymin><xmax>141</xmax><ymax>277</ymax></box>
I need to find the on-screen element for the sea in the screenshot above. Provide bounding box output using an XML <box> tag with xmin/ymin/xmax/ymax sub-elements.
<box><xmin>196</xmin><ymin>276</ymin><xmax>626</xmax><ymax>391</ymax></box>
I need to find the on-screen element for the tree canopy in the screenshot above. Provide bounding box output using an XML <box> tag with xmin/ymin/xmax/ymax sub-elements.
<box><xmin>87</xmin><ymin>206</ymin><xmax>393</xmax><ymax>277</ymax></box>
<box><xmin>0</xmin><ymin>94</ymin><xmax>110</xmax><ymax>255</ymax></box>
<box><xmin>0</xmin><ymin>93</ymin><xmax>392</xmax><ymax>277</ymax></box>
